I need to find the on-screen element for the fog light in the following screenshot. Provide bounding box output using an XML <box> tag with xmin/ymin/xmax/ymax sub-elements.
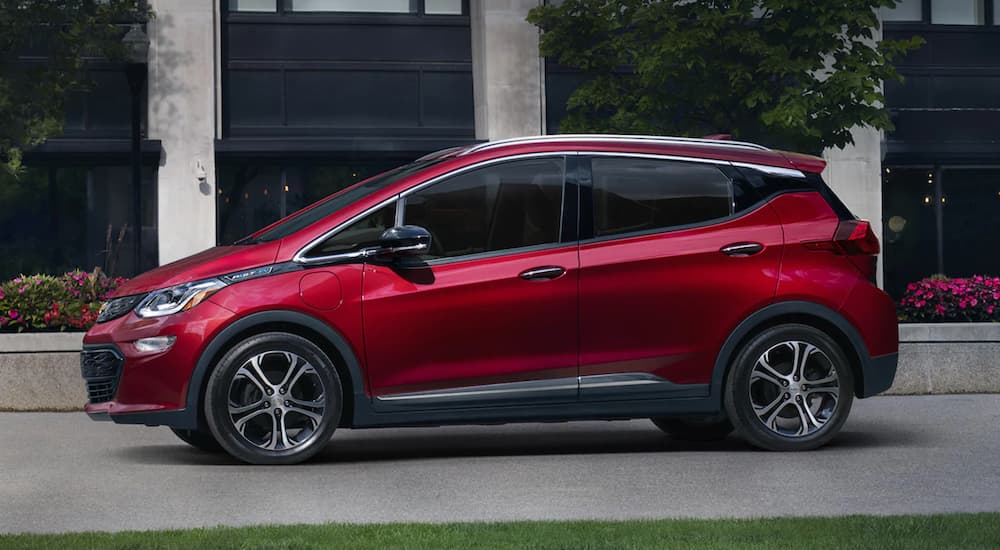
<box><xmin>133</xmin><ymin>336</ymin><xmax>176</xmax><ymax>353</ymax></box>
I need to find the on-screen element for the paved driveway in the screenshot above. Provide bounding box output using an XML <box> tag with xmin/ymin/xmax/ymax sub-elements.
<box><xmin>2</xmin><ymin>395</ymin><xmax>999</xmax><ymax>534</ymax></box>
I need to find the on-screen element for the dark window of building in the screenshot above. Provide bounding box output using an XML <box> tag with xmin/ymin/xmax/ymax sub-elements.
<box><xmin>62</xmin><ymin>69</ymin><xmax>137</xmax><ymax>137</ymax></box>
<box><xmin>882</xmin><ymin>167</ymin><xmax>940</xmax><ymax>298</ymax></box>
<box><xmin>882</xmin><ymin>166</ymin><xmax>1000</xmax><ymax>298</ymax></box>
<box><xmin>883</xmin><ymin>0</ymin><xmax>994</xmax><ymax>24</ymax></box>
<box><xmin>0</xmin><ymin>165</ymin><xmax>157</xmax><ymax>279</ymax></box>
<box><xmin>231</xmin><ymin>0</ymin><xmax>278</xmax><ymax>11</ymax></box>
<box><xmin>230</xmin><ymin>0</ymin><xmax>464</xmax><ymax>14</ymax></box>
<box><xmin>425</xmin><ymin>0</ymin><xmax>464</xmax><ymax>15</ymax></box>
<box><xmin>287</xmin><ymin>0</ymin><xmax>417</xmax><ymax>12</ymax></box>
<box><xmin>882</xmin><ymin>0</ymin><xmax>922</xmax><ymax>21</ymax></box>
<box><xmin>307</xmin><ymin>203</ymin><xmax>396</xmax><ymax>257</ymax></box>
<box><xmin>941</xmin><ymin>168</ymin><xmax>1000</xmax><ymax>277</ymax></box>
<box><xmin>590</xmin><ymin>157</ymin><xmax>732</xmax><ymax>238</ymax></box>
<box><xmin>403</xmin><ymin>158</ymin><xmax>565</xmax><ymax>259</ymax></box>
<box><xmin>216</xmin><ymin>161</ymin><xmax>402</xmax><ymax>245</ymax></box>
<box><xmin>930</xmin><ymin>0</ymin><xmax>985</xmax><ymax>24</ymax></box>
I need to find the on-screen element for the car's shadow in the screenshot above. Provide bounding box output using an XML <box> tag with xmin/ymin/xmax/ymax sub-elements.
<box><xmin>112</xmin><ymin>423</ymin><xmax>926</xmax><ymax>466</ymax></box>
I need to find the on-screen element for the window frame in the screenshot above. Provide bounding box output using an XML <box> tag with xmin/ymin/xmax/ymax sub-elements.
<box><xmin>578</xmin><ymin>153</ymin><xmax>741</xmax><ymax>243</ymax></box>
<box><xmin>293</xmin><ymin>151</ymin><xmax>809</xmax><ymax>266</ymax></box>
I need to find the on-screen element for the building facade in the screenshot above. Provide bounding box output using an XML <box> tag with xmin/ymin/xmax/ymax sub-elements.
<box><xmin>5</xmin><ymin>0</ymin><xmax>999</xmax><ymax>301</ymax></box>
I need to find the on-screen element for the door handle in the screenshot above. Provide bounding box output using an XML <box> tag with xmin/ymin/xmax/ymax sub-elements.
<box><xmin>519</xmin><ymin>266</ymin><xmax>565</xmax><ymax>281</ymax></box>
<box><xmin>721</xmin><ymin>242</ymin><xmax>764</xmax><ymax>257</ymax></box>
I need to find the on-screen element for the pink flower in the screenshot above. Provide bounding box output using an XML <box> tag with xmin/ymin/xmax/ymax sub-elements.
<box><xmin>8</xmin><ymin>310</ymin><xmax>18</xmax><ymax>320</ymax></box>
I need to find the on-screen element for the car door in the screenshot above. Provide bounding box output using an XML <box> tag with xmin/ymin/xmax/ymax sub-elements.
<box><xmin>361</xmin><ymin>155</ymin><xmax>580</xmax><ymax>410</ymax></box>
<box><xmin>577</xmin><ymin>154</ymin><xmax>782</xmax><ymax>400</ymax></box>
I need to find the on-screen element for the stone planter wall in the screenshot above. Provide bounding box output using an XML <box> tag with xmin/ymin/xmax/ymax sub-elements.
<box><xmin>886</xmin><ymin>323</ymin><xmax>1000</xmax><ymax>395</ymax></box>
<box><xmin>0</xmin><ymin>324</ymin><xmax>997</xmax><ymax>410</ymax></box>
<box><xmin>0</xmin><ymin>333</ymin><xmax>85</xmax><ymax>411</ymax></box>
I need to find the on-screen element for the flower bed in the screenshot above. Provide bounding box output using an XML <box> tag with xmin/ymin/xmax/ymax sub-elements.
<box><xmin>898</xmin><ymin>275</ymin><xmax>1000</xmax><ymax>323</ymax></box>
<box><xmin>0</xmin><ymin>270</ymin><xmax>126</xmax><ymax>332</ymax></box>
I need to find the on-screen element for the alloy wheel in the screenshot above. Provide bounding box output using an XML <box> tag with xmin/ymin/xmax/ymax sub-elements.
<box><xmin>227</xmin><ymin>351</ymin><xmax>327</xmax><ymax>451</ymax></box>
<box><xmin>748</xmin><ymin>340</ymin><xmax>840</xmax><ymax>438</ymax></box>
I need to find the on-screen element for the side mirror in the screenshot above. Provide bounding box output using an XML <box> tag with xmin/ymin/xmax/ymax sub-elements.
<box><xmin>377</xmin><ymin>225</ymin><xmax>432</xmax><ymax>257</ymax></box>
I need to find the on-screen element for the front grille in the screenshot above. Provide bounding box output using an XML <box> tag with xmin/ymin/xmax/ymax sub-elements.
<box><xmin>80</xmin><ymin>348</ymin><xmax>124</xmax><ymax>404</ymax></box>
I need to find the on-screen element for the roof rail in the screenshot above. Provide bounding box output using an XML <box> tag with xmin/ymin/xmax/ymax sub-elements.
<box><xmin>458</xmin><ymin>134</ymin><xmax>770</xmax><ymax>156</ymax></box>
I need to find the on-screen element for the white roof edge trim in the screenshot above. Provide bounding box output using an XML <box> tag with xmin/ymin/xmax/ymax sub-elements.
<box><xmin>730</xmin><ymin>162</ymin><xmax>806</xmax><ymax>178</ymax></box>
<box><xmin>459</xmin><ymin>134</ymin><xmax>771</xmax><ymax>156</ymax></box>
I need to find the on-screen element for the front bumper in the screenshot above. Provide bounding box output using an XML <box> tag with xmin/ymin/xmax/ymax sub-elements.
<box><xmin>80</xmin><ymin>300</ymin><xmax>236</xmax><ymax>428</ymax></box>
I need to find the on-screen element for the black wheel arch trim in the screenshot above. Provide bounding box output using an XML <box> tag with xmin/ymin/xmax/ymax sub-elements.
<box><xmin>110</xmin><ymin>309</ymin><xmax>369</xmax><ymax>430</ymax></box>
<box><xmin>710</xmin><ymin>300</ymin><xmax>897</xmax><ymax>401</ymax></box>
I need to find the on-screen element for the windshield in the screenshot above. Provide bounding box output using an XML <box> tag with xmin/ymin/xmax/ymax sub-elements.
<box><xmin>237</xmin><ymin>158</ymin><xmax>444</xmax><ymax>244</ymax></box>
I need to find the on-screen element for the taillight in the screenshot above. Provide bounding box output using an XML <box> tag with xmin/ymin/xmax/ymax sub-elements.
<box><xmin>803</xmin><ymin>220</ymin><xmax>880</xmax><ymax>282</ymax></box>
<box><xmin>833</xmin><ymin>220</ymin><xmax>880</xmax><ymax>255</ymax></box>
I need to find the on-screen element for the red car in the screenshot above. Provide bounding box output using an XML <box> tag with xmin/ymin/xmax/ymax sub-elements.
<box><xmin>82</xmin><ymin>135</ymin><xmax>899</xmax><ymax>465</ymax></box>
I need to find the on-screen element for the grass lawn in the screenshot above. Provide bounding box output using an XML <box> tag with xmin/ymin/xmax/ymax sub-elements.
<box><xmin>2</xmin><ymin>514</ymin><xmax>999</xmax><ymax>549</ymax></box>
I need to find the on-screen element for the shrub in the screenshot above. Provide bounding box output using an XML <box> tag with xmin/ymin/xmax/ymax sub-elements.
<box><xmin>0</xmin><ymin>269</ymin><xmax>127</xmax><ymax>332</ymax></box>
<box><xmin>898</xmin><ymin>275</ymin><xmax>1000</xmax><ymax>323</ymax></box>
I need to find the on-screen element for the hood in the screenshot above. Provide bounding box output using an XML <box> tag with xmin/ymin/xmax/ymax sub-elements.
<box><xmin>114</xmin><ymin>240</ymin><xmax>282</xmax><ymax>296</ymax></box>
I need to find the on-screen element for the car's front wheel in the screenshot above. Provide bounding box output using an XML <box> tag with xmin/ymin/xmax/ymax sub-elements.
<box><xmin>204</xmin><ymin>332</ymin><xmax>342</xmax><ymax>465</ymax></box>
<box><xmin>724</xmin><ymin>324</ymin><xmax>854</xmax><ymax>451</ymax></box>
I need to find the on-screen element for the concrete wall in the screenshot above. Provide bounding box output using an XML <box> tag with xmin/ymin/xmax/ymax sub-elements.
<box><xmin>470</xmin><ymin>0</ymin><xmax>544</xmax><ymax>140</ymax></box>
<box><xmin>148</xmin><ymin>0</ymin><xmax>218</xmax><ymax>265</ymax></box>
<box><xmin>886</xmin><ymin>323</ymin><xmax>1000</xmax><ymax>395</ymax></box>
<box><xmin>0</xmin><ymin>333</ymin><xmax>84</xmax><ymax>411</ymax></box>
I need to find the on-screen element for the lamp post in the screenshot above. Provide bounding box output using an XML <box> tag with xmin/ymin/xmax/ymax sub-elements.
<box><xmin>122</xmin><ymin>22</ymin><xmax>149</xmax><ymax>275</ymax></box>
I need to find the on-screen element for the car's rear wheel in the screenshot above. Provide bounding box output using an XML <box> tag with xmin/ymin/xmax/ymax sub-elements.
<box><xmin>724</xmin><ymin>324</ymin><xmax>854</xmax><ymax>451</ymax></box>
<box><xmin>651</xmin><ymin>415</ymin><xmax>733</xmax><ymax>441</ymax></box>
<box><xmin>204</xmin><ymin>332</ymin><xmax>342</xmax><ymax>465</ymax></box>
<box><xmin>169</xmin><ymin>427</ymin><xmax>223</xmax><ymax>453</ymax></box>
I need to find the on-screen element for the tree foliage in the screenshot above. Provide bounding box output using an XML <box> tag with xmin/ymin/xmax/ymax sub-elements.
<box><xmin>528</xmin><ymin>0</ymin><xmax>923</xmax><ymax>151</ymax></box>
<box><xmin>0</xmin><ymin>0</ymin><xmax>147</xmax><ymax>173</ymax></box>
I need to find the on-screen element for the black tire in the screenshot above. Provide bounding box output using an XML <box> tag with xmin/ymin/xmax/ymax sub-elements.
<box><xmin>651</xmin><ymin>415</ymin><xmax>734</xmax><ymax>442</ymax></box>
<box><xmin>170</xmin><ymin>427</ymin><xmax>224</xmax><ymax>453</ymax></box>
<box><xmin>204</xmin><ymin>332</ymin><xmax>343</xmax><ymax>465</ymax></box>
<box><xmin>724</xmin><ymin>324</ymin><xmax>854</xmax><ymax>452</ymax></box>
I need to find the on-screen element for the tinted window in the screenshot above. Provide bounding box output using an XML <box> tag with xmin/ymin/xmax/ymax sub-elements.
<box><xmin>590</xmin><ymin>157</ymin><xmax>732</xmax><ymax>237</ymax></box>
<box><xmin>404</xmin><ymin>158</ymin><xmax>565</xmax><ymax>259</ymax></box>
<box><xmin>306</xmin><ymin>203</ymin><xmax>396</xmax><ymax>257</ymax></box>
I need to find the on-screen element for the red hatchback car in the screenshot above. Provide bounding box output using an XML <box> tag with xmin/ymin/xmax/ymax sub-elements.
<box><xmin>82</xmin><ymin>135</ymin><xmax>899</xmax><ymax>464</ymax></box>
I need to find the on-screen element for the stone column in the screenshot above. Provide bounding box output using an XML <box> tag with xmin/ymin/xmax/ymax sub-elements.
<box><xmin>147</xmin><ymin>0</ymin><xmax>218</xmax><ymax>264</ymax></box>
<box><xmin>470</xmin><ymin>0</ymin><xmax>545</xmax><ymax>140</ymax></box>
<box><xmin>822</xmin><ymin>128</ymin><xmax>885</xmax><ymax>286</ymax></box>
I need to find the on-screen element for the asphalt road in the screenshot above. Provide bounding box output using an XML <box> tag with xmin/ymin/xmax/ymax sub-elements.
<box><xmin>2</xmin><ymin>395</ymin><xmax>999</xmax><ymax>534</ymax></box>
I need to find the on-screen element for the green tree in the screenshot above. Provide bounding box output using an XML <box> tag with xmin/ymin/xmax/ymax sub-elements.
<box><xmin>0</xmin><ymin>0</ymin><xmax>147</xmax><ymax>173</ymax></box>
<box><xmin>528</xmin><ymin>0</ymin><xmax>922</xmax><ymax>152</ymax></box>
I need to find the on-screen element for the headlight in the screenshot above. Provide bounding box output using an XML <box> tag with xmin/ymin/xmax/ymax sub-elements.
<box><xmin>134</xmin><ymin>279</ymin><xmax>227</xmax><ymax>318</ymax></box>
<box><xmin>96</xmin><ymin>294</ymin><xmax>146</xmax><ymax>323</ymax></box>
